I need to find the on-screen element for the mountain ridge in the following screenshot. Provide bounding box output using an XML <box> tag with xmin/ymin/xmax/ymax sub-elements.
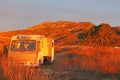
<box><xmin>0</xmin><ymin>21</ymin><xmax>120</xmax><ymax>47</ymax></box>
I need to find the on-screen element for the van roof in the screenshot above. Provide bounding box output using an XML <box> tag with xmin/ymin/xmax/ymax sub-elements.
<box><xmin>11</xmin><ymin>35</ymin><xmax>45</xmax><ymax>40</ymax></box>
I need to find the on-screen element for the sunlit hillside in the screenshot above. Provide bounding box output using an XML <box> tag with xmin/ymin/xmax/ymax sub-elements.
<box><xmin>0</xmin><ymin>21</ymin><xmax>120</xmax><ymax>47</ymax></box>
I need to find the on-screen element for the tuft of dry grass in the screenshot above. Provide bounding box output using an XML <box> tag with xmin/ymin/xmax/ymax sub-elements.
<box><xmin>62</xmin><ymin>47</ymin><xmax>120</xmax><ymax>75</ymax></box>
<box><xmin>0</xmin><ymin>57</ymin><xmax>42</xmax><ymax>80</ymax></box>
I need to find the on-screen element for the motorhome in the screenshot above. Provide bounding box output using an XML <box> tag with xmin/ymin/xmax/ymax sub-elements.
<box><xmin>8</xmin><ymin>35</ymin><xmax>54</xmax><ymax>66</ymax></box>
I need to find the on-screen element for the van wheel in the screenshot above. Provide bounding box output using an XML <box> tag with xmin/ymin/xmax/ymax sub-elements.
<box><xmin>44</xmin><ymin>56</ymin><xmax>51</xmax><ymax>62</ymax></box>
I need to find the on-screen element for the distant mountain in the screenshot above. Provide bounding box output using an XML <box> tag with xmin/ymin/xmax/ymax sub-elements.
<box><xmin>0</xmin><ymin>21</ymin><xmax>120</xmax><ymax>47</ymax></box>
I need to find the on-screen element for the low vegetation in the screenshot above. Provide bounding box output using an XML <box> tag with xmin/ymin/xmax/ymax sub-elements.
<box><xmin>0</xmin><ymin>46</ymin><xmax>120</xmax><ymax>80</ymax></box>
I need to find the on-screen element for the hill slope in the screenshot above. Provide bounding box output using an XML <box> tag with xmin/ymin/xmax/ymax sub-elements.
<box><xmin>0</xmin><ymin>21</ymin><xmax>120</xmax><ymax>47</ymax></box>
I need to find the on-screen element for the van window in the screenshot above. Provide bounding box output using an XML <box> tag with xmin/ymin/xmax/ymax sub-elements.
<box><xmin>10</xmin><ymin>40</ymin><xmax>36</xmax><ymax>51</ymax></box>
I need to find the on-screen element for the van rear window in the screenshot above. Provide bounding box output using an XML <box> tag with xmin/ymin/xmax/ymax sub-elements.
<box><xmin>10</xmin><ymin>40</ymin><xmax>36</xmax><ymax>51</ymax></box>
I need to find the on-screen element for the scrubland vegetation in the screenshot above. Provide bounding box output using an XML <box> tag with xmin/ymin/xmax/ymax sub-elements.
<box><xmin>0</xmin><ymin>46</ymin><xmax>120</xmax><ymax>80</ymax></box>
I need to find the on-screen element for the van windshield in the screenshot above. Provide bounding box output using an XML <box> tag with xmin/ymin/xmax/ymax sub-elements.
<box><xmin>10</xmin><ymin>40</ymin><xmax>36</xmax><ymax>51</ymax></box>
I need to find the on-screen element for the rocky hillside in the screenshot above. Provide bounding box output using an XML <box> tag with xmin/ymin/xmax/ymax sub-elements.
<box><xmin>86</xmin><ymin>23</ymin><xmax>120</xmax><ymax>46</ymax></box>
<box><xmin>0</xmin><ymin>21</ymin><xmax>120</xmax><ymax>47</ymax></box>
<box><xmin>112</xmin><ymin>26</ymin><xmax>120</xmax><ymax>35</ymax></box>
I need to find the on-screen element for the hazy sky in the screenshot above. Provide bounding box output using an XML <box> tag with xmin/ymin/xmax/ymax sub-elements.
<box><xmin>0</xmin><ymin>0</ymin><xmax>120</xmax><ymax>32</ymax></box>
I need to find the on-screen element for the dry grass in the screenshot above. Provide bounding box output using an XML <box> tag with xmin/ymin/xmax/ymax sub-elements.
<box><xmin>0</xmin><ymin>44</ymin><xmax>4</xmax><ymax>56</ymax></box>
<box><xmin>65</xmin><ymin>47</ymin><xmax>120</xmax><ymax>73</ymax></box>
<box><xmin>61</xmin><ymin>47</ymin><xmax>120</xmax><ymax>79</ymax></box>
<box><xmin>0</xmin><ymin>47</ymin><xmax>120</xmax><ymax>80</ymax></box>
<box><xmin>0</xmin><ymin>57</ymin><xmax>42</xmax><ymax>80</ymax></box>
<box><xmin>0</xmin><ymin>57</ymin><xmax>66</xmax><ymax>80</ymax></box>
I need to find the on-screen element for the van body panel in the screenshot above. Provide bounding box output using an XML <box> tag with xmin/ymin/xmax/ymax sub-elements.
<box><xmin>8</xmin><ymin>35</ymin><xmax>54</xmax><ymax>66</ymax></box>
<box><xmin>8</xmin><ymin>51</ymin><xmax>37</xmax><ymax>63</ymax></box>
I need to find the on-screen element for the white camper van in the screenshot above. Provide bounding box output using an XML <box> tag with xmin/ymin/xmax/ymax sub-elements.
<box><xmin>8</xmin><ymin>35</ymin><xmax>54</xmax><ymax>66</ymax></box>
